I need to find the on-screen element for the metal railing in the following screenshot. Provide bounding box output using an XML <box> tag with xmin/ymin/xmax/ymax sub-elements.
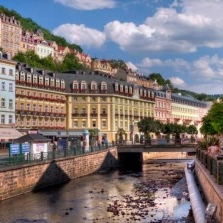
<box><xmin>0</xmin><ymin>143</ymin><xmax>113</xmax><ymax>169</ymax></box>
<box><xmin>196</xmin><ymin>148</ymin><xmax>223</xmax><ymax>185</ymax></box>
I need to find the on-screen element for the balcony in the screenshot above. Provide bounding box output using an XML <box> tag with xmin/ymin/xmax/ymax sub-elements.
<box><xmin>100</xmin><ymin>113</ymin><xmax>107</xmax><ymax>117</ymax></box>
<box><xmin>80</xmin><ymin>113</ymin><xmax>87</xmax><ymax>117</ymax></box>
<box><xmin>90</xmin><ymin>113</ymin><xmax>98</xmax><ymax>117</ymax></box>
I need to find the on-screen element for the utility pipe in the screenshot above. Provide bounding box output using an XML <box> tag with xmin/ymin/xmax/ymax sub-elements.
<box><xmin>185</xmin><ymin>162</ymin><xmax>206</xmax><ymax>223</ymax></box>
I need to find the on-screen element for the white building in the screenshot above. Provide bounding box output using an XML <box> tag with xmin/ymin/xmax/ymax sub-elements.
<box><xmin>0</xmin><ymin>52</ymin><xmax>22</xmax><ymax>143</ymax></box>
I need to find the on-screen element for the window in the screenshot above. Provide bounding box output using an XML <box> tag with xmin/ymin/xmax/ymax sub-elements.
<box><xmin>73</xmin><ymin>121</ymin><xmax>78</xmax><ymax>128</ymax></box>
<box><xmin>1</xmin><ymin>67</ymin><xmax>5</xmax><ymax>74</ymax></box>
<box><xmin>9</xmin><ymin>69</ymin><xmax>13</xmax><ymax>76</ymax></box>
<box><xmin>73</xmin><ymin>96</ymin><xmax>77</xmax><ymax>101</ymax></box>
<box><xmin>9</xmin><ymin>99</ymin><xmax>13</xmax><ymax>108</ymax></box>
<box><xmin>8</xmin><ymin>115</ymin><xmax>13</xmax><ymax>124</ymax></box>
<box><xmin>1</xmin><ymin>98</ymin><xmax>5</xmax><ymax>107</ymax></box>
<box><xmin>92</xmin><ymin>120</ymin><xmax>96</xmax><ymax>127</ymax></box>
<box><xmin>1</xmin><ymin>82</ymin><xmax>5</xmax><ymax>91</ymax></box>
<box><xmin>82</xmin><ymin>121</ymin><xmax>86</xmax><ymax>128</ymax></box>
<box><xmin>101</xmin><ymin>121</ymin><xmax>106</xmax><ymax>128</ymax></box>
<box><xmin>92</xmin><ymin>108</ymin><xmax>96</xmax><ymax>114</ymax></box>
<box><xmin>81</xmin><ymin>108</ymin><xmax>86</xmax><ymax>114</ymax></box>
<box><xmin>102</xmin><ymin>108</ymin><xmax>106</xmax><ymax>114</ymax></box>
<box><xmin>9</xmin><ymin>83</ymin><xmax>13</xmax><ymax>92</ymax></box>
<box><xmin>73</xmin><ymin>107</ymin><xmax>78</xmax><ymax>114</ymax></box>
<box><xmin>1</xmin><ymin>115</ymin><xmax>5</xmax><ymax>124</ymax></box>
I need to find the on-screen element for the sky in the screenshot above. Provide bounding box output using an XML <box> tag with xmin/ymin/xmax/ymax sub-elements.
<box><xmin>1</xmin><ymin>0</ymin><xmax>223</xmax><ymax>94</ymax></box>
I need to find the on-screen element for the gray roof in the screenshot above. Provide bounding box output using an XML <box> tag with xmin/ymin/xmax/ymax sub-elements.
<box><xmin>13</xmin><ymin>134</ymin><xmax>51</xmax><ymax>143</ymax></box>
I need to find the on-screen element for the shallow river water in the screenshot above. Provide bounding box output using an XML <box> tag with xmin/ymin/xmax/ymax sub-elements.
<box><xmin>0</xmin><ymin>160</ymin><xmax>194</xmax><ymax>223</ymax></box>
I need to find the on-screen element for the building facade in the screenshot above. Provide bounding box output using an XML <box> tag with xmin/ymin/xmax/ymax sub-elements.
<box><xmin>0</xmin><ymin>54</ymin><xmax>22</xmax><ymax>143</ymax></box>
<box><xmin>0</xmin><ymin>14</ymin><xmax>22</xmax><ymax>58</ymax></box>
<box><xmin>14</xmin><ymin>63</ymin><xmax>209</xmax><ymax>142</ymax></box>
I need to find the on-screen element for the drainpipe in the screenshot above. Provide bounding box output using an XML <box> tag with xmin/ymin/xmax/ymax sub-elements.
<box><xmin>185</xmin><ymin>161</ymin><xmax>206</xmax><ymax>223</ymax></box>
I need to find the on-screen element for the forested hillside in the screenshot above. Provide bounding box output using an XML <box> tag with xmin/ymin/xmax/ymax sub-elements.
<box><xmin>0</xmin><ymin>6</ymin><xmax>82</xmax><ymax>52</ymax></box>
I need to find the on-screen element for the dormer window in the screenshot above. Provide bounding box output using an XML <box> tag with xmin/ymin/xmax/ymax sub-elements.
<box><xmin>20</xmin><ymin>72</ymin><xmax>25</xmax><ymax>82</ymax></box>
<box><xmin>73</xmin><ymin>80</ymin><xmax>79</xmax><ymax>91</ymax></box>
<box><xmin>81</xmin><ymin>81</ymin><xmax>87</xmax><ymax>92</ymax></box>
<box><xmin>39</xmin><ymin>75</ymin><xmax>44</xmax><ymax>85</ymax></box>
<box><xmin>91</xmin><ymin>81</ymin><xmax>97</xmax><ymax>91</ymax></box>
<box><xmin>125</xmin><ymin>85</ymin><xmax>128</xmax><ymax>94</ymax></box>
<box><xmin>33</xmin><ymin>74</ymin><xmax>38</xmax><ymax>84</ymax></box>
<box><xmin>61</xmin><ymin>80</ymin><xmax>65</xmax><ymax>89</ymax></box>
<box><xmin>115</xmin><ymin>82</ymin><xmax>119</xmax><ymax>92</ymax></box>
<box><xmin>120</xmin><ymin>84</ymin><xmax>123</xmax><ymax>92</ymax></box>
<box><xmin>101</xmin><ymin>81</ymin><xmax>107</xmax><ymax>92</ymax></box>
<box><xmin>27</xmin><ymin>73</ymin><xmax>32</xmax><ymax>83</ymax></box>
<box><xmin>139</xmin><ymin>89</ymin><xmax>143</xmax><ymax>96</ymax></box>
<box><xmin>50</xmin><ymin>77</ymin><xmax>55</xmax><ymax>87</ymax></box>
<box><xmin>56</xmin><ymin>78</ymin><xmax>60</xmax><ymax>88</ymax></box>
<box><xmin>129</xmin><ymin>86</ymin><xmax>133</xmax><ymax>94</ymax></box>
<box><xmin>45</xmin><ymin>76</ymin><xmax>49</xmax><ymax>86</ymax></box>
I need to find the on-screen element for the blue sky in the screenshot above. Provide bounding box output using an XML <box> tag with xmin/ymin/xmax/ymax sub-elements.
<box><xmin>1</xmin><ymin>0</ymin><xmax>223</xmax><ymax>94</ymax></box>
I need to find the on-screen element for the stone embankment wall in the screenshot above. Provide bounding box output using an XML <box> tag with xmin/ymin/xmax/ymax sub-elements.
<box><xmin>195</xmin><ymin>159</ymin><xmax>223</xmax><ymax>223</ymax></box>
<box><xmin>0</xmin><ymin>148</ymin><xmax>118</xmax><ymax>201</ymax></box>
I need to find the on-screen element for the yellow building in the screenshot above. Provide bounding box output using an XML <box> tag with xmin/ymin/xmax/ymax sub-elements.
<box><xmin>15</xmin><ymin>65</ymin><xmax>156</xmax><ymax>142</ymax></box>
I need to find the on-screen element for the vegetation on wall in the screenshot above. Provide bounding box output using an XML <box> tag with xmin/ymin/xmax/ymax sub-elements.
<box><xmin>13</xmin><ymin>50</ymin><xmax>86</xmax><ymax>72</ymax></box>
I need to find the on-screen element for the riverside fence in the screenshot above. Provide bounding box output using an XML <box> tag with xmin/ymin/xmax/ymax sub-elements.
<box><xmin>0</xmin><ymin>143</ymin><xmax>113</xmax><ymax>169</ymax></box>
<box><xmin>196</xmin><ymin>148</ymin><xmax>223</xmax><ymax>185</ymax></box>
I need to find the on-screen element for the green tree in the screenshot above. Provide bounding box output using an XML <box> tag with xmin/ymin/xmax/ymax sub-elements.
<box><xmin>137</xmin><ymin>117</ymin><xmax>161</xmax><ymax>143</ymax></box>
<box><xmin>201</xmin><ymin>102</ymin><xmax>223</xmax><ymax>135</ymax></box>
<box><xmin>148</xmin><ymin>73</ymin><xmax>165</xmax><ymax>86</ymax></box>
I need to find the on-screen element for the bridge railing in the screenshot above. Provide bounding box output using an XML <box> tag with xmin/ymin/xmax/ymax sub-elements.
<box><xmin>196</xmin><ymin>148</ymin><xmax>223</xmax><ymax>185</ymax></box>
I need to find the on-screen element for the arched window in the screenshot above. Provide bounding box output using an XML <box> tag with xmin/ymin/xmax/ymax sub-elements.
<box><xmin>27</xmin><ymin>73</ymin><xmax>32</xmax><ymax>83</ymax></box>
<box><xmin>73</xmin><ymin>80</ymin><xmax>79</xmax><ymax>91</ymax></box>
<box><xmin>33</xmin><ymin>74</ymin><xmax>38</xmax><ymax>84</ymax></box>
<box><xmin>20</xmin><ymin>71</ymin><xmax>25</xmax><ymax>82</ymax></box>
<box><xmin>50</xmin><ymin>77</ymin><xmax>55</xmax><ymax>87</ymax></box>
<box><xmin>81</xmin><ymin>81</ymin><xmax>87</xmax><ymax>92</ymax></box>
<box><xmin>120</xmin><ymin>84</ymin><xmax>123</xmax><ymax>92</ymax></box>
<box><xmin>129</xmin><ymin>86</ymin><xmax>133</xmax><ymax>94</ymax></box>
<box><xmin>56</xmin><ymin>78</ymin><xmax>60</xmax><ymax>88</ymax></box>
<box><xmin>45</xmin><ymin>76</ymin><xmax>49</xmax><ymax>86</ymax></box>
<box><xmin>61</xmin><ymin>80</ymin><xmax>65</xmax><ymax>89</ymax></box>
<box><xmin>91</xmin><ymin>81</ymin><xmax>97</xmax><ymax>91</ymax></box>
<box><xmin>101</xmin><ymin>81</ymin><xmax>107</xmax><ymax>92</ymax></box>
<box><xmin>39</xmin><ymin>75</ymin><xmax>44</xmax><ymax>85</ymax></box>
<box><xmin>115</xmin><ymin>82</ymin><xmax>119</xmax><ymax>92</ymax></box>
<box><xmin>125</xmin><ymin>85</ymin><xmax>128</xmax><ymax>94</ymax></box>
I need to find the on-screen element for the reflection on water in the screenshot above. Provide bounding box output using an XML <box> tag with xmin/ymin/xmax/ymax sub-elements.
<box><xmin>0</xmin><ymin>161</ymin><xmax>193</xmax><ymax>223</ymax></box>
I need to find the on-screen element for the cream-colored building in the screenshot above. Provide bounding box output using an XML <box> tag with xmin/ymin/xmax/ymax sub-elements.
<box><xmin>0</xmin><ymin>14</ymin><xmax>22</xmax><ymax>58</ymax></box>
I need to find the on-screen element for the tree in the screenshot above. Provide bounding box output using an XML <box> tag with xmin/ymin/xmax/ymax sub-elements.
<box><xmin>137</xmin><ymin>117</ymin><xmax>161</xmax><ymax>143</ymax></box>
<box><xmin>201</xmin><ymin>101</ymin><xmax>223</xmax><ymax>135</ymax></box>
<box><xmin>148</xmin><ymin>73</ymin><xmax>165</xmax><ymax>86</ymax></box>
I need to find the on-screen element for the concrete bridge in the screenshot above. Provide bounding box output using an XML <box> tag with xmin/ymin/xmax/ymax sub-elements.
<box><xmin>117</xmin><ymin>143</ymin><xmax>198</xmax><ymax>168</ymax></box>
<box><xmin>117</xmin><ymin>143</ymin><xmax>198</xmax><ymax>153</ymax></box>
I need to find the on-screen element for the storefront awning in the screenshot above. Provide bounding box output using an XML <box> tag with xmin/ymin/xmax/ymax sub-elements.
<box><xmin>0</xmin><ymin>128</ymin><xmax>23</xmax><ymax>141</ymax></box>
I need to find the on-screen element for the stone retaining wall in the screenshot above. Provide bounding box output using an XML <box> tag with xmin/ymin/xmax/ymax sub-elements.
<box><xmin>195</xmin><ymin>158</ymin><xmax>223</xmax><ymax>223</ymax></box>
<box><xmin>0</xmin><ymin>148</ymin><xmax>118</xmax><ymax>201</ymax></box>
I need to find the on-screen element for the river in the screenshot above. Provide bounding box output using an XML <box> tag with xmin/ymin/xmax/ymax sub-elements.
<box><xmin>0</xmin><ymin>159</ymin><xmax>194</xmax><ymax>223</ymax></box>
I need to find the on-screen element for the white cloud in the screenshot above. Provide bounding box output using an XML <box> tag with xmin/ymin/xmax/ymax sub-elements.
<box><xmin>103</xmin><ymin>0</ymin><xmax>223</xmax><ymax>53</ymax></box>
<box><xmin>53</xmin><ymin>24</ymin><xmax>106</xmax><ymax>48</ymax></box>
<box><xmin>169</xmin><ymin>77</ymin><xmax>186</xmax><ymax>88</ymax></box>
<box><xmin>125</xmin><ymin>62</ymin><xmax>138</xmax><ymax>71</ymax></box>
<box><xmin>54</xmin><ymin>0</ymin><xmax>116</xmax><ymax>10</ymax></box>
<box><xmin>192</xmin><ymin>55</ymin><xmax>223</xmax><ymax>79</ymax></box>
